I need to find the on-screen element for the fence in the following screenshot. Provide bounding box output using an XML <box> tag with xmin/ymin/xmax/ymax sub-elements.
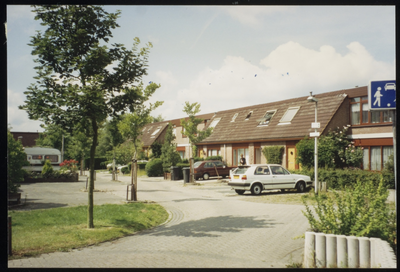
<box><xmin>304</xmin><ymin>231</ymin><xmax>396</xmax><ymax>268</ymax></box>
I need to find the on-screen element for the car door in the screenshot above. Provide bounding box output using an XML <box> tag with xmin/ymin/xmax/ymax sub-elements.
<box><xmin>270</xmin><ymin>165</ymin><xmax>294</xmax><ymax>189</ymax></box>
<box><xmin>254</xmin><ymin>166</ymin><xmax>273</xmax><ymax>190</ymax></box>
<box><xmin>213</xmin><ymin>161</ymin><xmax>227</xmax><ymax>176</ymax></box>
<box><xmin>204</xmin><ymin>162</ymin><xmax>216</xmax><ymax>177</ymax></box>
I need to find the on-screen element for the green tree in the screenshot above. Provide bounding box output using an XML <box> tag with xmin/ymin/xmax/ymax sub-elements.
<box><xmin>160</xmin><ymin>123</ymin><xmax>182</xmax><ymax>172</ymax></box>
<box><xmin>180</xmin><ymin>102</ymin><xmax>213</xmax><ymax>157</ymax></box>
<box><xmin>150</xmin><ymin>141</ymin><xmax>162</xmax><ymax>158</ymax></box>
<box><xmin>7</xmin><ymin>129</ymin><xmax>29</xmax><ymax>193</ymax></box>
<box><xmin>35</xmin><ymin>124</ymin><xmax>71</xmax><ymax>159</ymax></box>
<box><xmin>67</xmin><ymin>131</ymin><xmax>91</xmax><ymax>175</ymax></box>
<box><xmin>151</xmin><ymin>114</ymin><xmax>165</xmax><ymax>123</ymax></box>
<box><xmin>20</xmin><ymin>5</ymin><xmax>153</xmax><ymax>228</ymax></box>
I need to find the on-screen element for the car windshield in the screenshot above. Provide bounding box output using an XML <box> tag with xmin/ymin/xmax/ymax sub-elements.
<box><xmin>233</xmin><ymin>166</ymin><xmax>250</xmax><ymax>174</ymax></box>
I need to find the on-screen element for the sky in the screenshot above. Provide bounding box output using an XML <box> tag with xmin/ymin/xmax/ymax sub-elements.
<box><xmin>7</xmin><ymin>5</ymin><xmax>396</xmax><ymax>132</ymax></box>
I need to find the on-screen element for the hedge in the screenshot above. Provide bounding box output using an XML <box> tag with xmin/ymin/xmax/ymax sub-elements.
<box><xmin>291</xmin><ymin>168</ymin><xmax>395</xmax><ymax>190</ymax></box>
<box><xmin>84</xmin><ymin>157</ymin><xmax>108</xmax><ymax>170</ymax></box>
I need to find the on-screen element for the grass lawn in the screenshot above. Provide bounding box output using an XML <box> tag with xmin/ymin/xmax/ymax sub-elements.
<box><xmin>8</xmin><ymin>202</ymin><xmax>168</xmax><ymax>259</ymax></box>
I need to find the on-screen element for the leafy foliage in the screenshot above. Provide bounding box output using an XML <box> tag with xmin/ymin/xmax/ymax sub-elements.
<box><xmin>7</xmin><ymin>130</ymin><xmax>29</xmax><ymax>193</ymax></box>
<box><xmin>60</xmin><ymin>159</ymin><xmax>79</xmax><ymax>173</ymax></box>
<box><xmin>21</xmin><ymin>5</ymin><xmax>155</xmax><ymax>228</ymax></box>
<box><xmin>205</xmin><ymin>155</ymin><xmax>223</xmax><ymax>161</ymax></box>
<box><xmin>150</xmin><ymin>141</ymin><xmax>162</xmax><ymax>158</ymax></box>
<box><xmin>41</xmin><ymin>160</ymin><xmax>54</xmax><ymax>177</ymax></box>
<box><xmin>160</xmin><ymin>124</ymin><xmax>182</xmax><ymax>172</ymax></box>
<box><xmin>296</xmin><ymin>125</ymin><xmax>364</xmax><ymax>169</ymax></box>
<box><xmin>180</xmin><ymin>102</ymin><xmax>213</xmax><ymax>157</ymax></box>
<box><xmin>145</xmin><ymin>158</ymin><xmax>164</xmax><ymax>177</ymax></box>
<box><xmin>262</xmin><ymin>146</ymin><xmax>284</xmax><ymax>164</ymax></box>
<box><xmin>302</xmin><ymin>177</ymin><xmax>396</xmax><ymax>249</ymax></box>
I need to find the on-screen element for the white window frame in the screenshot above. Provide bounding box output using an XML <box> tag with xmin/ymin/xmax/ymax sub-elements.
<box><xmin>279</xmin><ymin>107</ymin><xmax>300</xmax><ymax>124</ymax></box>
<box><xmin>258</xmin><ymin>110</ymin><xmax>277</xmax><ymax>126</ymax></box>
<box><xmin>151</xmin><ymin>126</ymin><xmax>162</xmax><ymax>137</ymax></box>
<box><xmin>209</xmin><ymin>118</ymin><xmax>221</xmax><ymax>128</ymax></box>
<box><xmin>231</xmin><ymin>113</ymin><xmax>239</xmax><ymax>122</ymax></box>
<box><xmin>245</xmin><ymin>111</ymin><xmax>253</xmax><ymax>120</ymax></box>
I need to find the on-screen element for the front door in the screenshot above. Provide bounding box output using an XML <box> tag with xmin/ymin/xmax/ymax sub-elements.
<box><xmin>287</xmin><ymin>147</ymin><xmax>296</xmax><ymax>170</ymax></box>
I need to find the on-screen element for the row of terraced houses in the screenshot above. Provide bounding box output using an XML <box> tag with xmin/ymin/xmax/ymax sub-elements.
<box><xmin>139</xmin><ymin>86</ymin><xmax>395</xmax><ymax>171</ymax></box>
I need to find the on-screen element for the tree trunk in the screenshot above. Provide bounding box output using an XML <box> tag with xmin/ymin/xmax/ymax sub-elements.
<box><xmin>88</xmin><ymin>120</ymin><xmax>98</xmax><ymax>229</ymax></box>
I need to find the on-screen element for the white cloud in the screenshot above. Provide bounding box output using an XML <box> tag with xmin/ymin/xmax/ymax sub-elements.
<box><xmin>220</xmin><ymin>6</ymin><xmax>295</xmax><ymax>27</ymax></box>
<box><xmin>168</xmin><ymin>41</ymin><xmax>394</xmax><ymax>117</ymax></box>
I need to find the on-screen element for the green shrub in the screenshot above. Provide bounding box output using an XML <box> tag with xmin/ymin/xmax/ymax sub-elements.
<box><xmin>145</xmin><ymin>158</ymin><xmax>164</xmax><ymax>177</ymax></box>
<box><xmin>302</xmin><ymin>177</ymin><xmax>396</xmax><ymax>250</ymax></box>
<box><xmin>121</xmin><ymin>166</ymin><xmax>130</xmax><ymax>174</ymax></box>
<box><xmin>205</xmin><ymin>155</ymin><xmax>222</xmax><ymax>161</ymax></box>
<box><xmin>7</xmin><ymin>130</ymin><xmax>29</xmax><ymax>193</ymax></box>
<box><xmin>41</xmin><ymin>160</ymin><xmax>54</xmax><ymax>178</ymax></box>
<box><xmin>138</xmin><ymin>162</ymin><xmax>147</xmax><ymax>170</ymax></box>
<box><xmin>84</xmin><ymin>157</ymin><xmax>108</xmax><ymax>169</ymax></box>
<box><xmin>262</xmin><ymin>146</ymin><xmax>284</xmax><ymax>164</ymax></box>
<box><xmin>194</xmin><ymin>157</ymin><xmax>204</xmax><ymax>162</ymax></box>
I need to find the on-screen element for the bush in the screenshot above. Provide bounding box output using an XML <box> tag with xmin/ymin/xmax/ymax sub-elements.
<box><xmin>138</xmin><ymin>162</ymin><xmax>147</xmax><ymax>170</ymax></box>
<box><xmin>7</xmin><ymin>130</ymin><xmax>29</xmax><ymax>193</ymax></box>
<box><xmin>41</xmin><ymin>160</ymin><xmax>54</xmax><ymax>178</ymax></box>
<box><xmin>262</xmin><ymin>146</ymin><xmax>284</xmax><ymax>164</ymax></box>
<box><xmin>302</xmin><ymin>177</ymin><xmax>396</xmax><ymax>250</ymax></box>
<box><xmin>145</xmin><ymin>158</ymin><xmax>164</xmax><ymax>177</ymax></box>
<box><xmin>205</xmin><ymin>155</ymin><xmax>222</xmax><ymax>161</ymax></box>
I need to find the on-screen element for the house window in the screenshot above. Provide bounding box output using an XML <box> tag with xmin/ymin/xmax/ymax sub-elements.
<box><xmin>147</xmin><ymin>126</ymin><xmax>153</xmax><ymax>132</ymax></box>
<box><xmin>233</xmin><ymin>148</ymin><xmax>248</xmax><ymax>166</ymax></box>
<box><xmin>245</xmin><ymin>111</ymin><xmax>253</xmax><ymax>120</ymax></box>
<box><xmin>231</xmin><ymin>113</ymin><xmax>239</xmax><ymax>122</ymax></box>
<box><xmin>279</xmin><ymin>107</ymin><xmax>299</xmax><ymax>124</ymax></box>
<box><xmin>207</xmin><ymin>149</ymin><xmax>221</xmax><ymax>157</ymax></box>
<box><xmin>350</xmin><ymin>96</ymin><xmax>393</xmax><ymax>125</ymax></box>
<box><xmin>362</xmin><ymin>146</ymin><xmax>393</xmax><ymax>171</ymax></box>
<box><xmin>151</xmin><ymin>126</ymin><xmax>161</xmax><ymax>137</ymax></box>
<box><xmin>258</xmin><ymin>110</ymin><xmax>276</xmax><ymax>126</ymax></box>
<box><xmin>178</xmin><ymin>151</ymin><xmax>185</xmax><ymax>160</ymax></box>
<box><xmin>209</xmin><ymin>118</ymin><xmax>221</xmax><ymax>128</ymax></box>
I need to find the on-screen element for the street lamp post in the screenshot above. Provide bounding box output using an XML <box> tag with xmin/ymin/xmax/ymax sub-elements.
<box><xmin>307</xmin><ymin>92</ymin><xmax>319</xmax><ymax>195</ymax></box>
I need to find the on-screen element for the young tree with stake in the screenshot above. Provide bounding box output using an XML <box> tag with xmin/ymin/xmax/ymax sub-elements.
<box><xmin>20</xmin><ymin>5</ymin><xmax>155</xmax><ymax>228</ymax></box>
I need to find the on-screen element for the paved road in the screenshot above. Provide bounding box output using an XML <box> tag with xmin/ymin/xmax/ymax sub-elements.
<box><xmin>9</xmin><ymin>172</ymin><xmax>310</xmax><ymax>268</ymax></box>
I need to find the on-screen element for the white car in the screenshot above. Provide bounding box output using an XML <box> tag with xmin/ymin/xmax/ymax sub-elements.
<box><xmin>228</xmin><ymin>164</ymin><xmax>312</xmax><ymax>195</ymax></box>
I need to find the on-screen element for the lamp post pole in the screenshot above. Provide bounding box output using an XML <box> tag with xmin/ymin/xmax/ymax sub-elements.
<box><xmin>314</xmin><ymin>101</ymin><xmax>318</xmax><ymax>195</ymax></box>
<box><xmin>307</xmin><ymin>92</ymin><xmax>319</xmax><ymax>195</ymax></box>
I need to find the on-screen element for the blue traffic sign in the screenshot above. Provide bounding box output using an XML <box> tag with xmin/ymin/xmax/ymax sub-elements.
<box><xmin>369</xmin><ymin>80</ymin><xmax>396</xmax><ymax>110</ymax></box>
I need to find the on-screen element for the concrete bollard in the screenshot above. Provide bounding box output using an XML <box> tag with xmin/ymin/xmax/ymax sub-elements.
<box><xmin>358</xmin><ymin>237</ymin><xmax>370</xmax><ymax>268</ymax></box>
<box><xmin>337</xmin><ymin>235</ymin><xmax>348</xmax><ymax>268</ymax></box>
<box><xmin>304</xmin><ymin>232</ymin><xmax>315</xmax><ymax>268</ymax></box>
<box><xmin>347</xmin><ymin>236</ymin><xmax>359</xmax><ymax>268</ymax></box>
<box><xmin>315</xmin><ymin>233</ymin><xmax>326</xmax><ymax>268</ymax></box>
<box><xmin>326</xmin><ymin>234</ymin><xmax>337</xmax><ymax>268</ymax></box>
<box><xmin>370</xmin><ymin>238</ymin><xmax>378</xmax><ymax>268</ymax></box>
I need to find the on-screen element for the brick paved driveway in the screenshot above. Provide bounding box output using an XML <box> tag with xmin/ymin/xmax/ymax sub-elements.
<box><xmin>8</xmin><ymin>173</ymin><xmax>309</xmax><ymax>268</ymax></box>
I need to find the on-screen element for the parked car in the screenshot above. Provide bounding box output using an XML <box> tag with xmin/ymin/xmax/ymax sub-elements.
<box><xmin>107</xmin><ymin>163</ymin><xmax>122</xmax><ymax>170</ymax></box>
<box><xmin>193</xmin><ymin>160</ymin><xmax>235</xmax><ymax>180</ymax></box>
<box><xmin>228</xmin><ymin>164</ymin><xmax>312</xmax><ymax>195</ymax></box>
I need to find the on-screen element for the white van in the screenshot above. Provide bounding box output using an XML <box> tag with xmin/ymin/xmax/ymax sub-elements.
<box><xmin>23</xmin><ymin>147</ymin><xmax>62</xmax><ymax>172</ymax></box>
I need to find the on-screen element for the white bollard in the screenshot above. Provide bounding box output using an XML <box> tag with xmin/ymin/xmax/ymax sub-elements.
<box><xmin>337</xmin><ymin>235</ymin><xmax>348</xmax><ymax>268</ymax></box>
<box><xmin>347</xmin><ymin>236</ymin><xmax>359</xmax><ymax>268</ymax></box>
<box><xmin>326</xmin><ymin>234</ymin><xmax>337</xmax><ymax>268</ymax></box>
<box><xmin>370</xmin><ymin>238</ymin><xmax>379</xmax><ymax>268</ymax></box>
<box><xmin>315</xmin><ymin>233</ymin><xmax>327</xmax><ymax>268</ymax></box>
<box><xmin>304</xmin><ymin>232</ymin><xmax>316</xmax><ymax>268</ymax></box>
<box><xmin>358</xmin><ymin>237</ymin><xmax>371</xmax><ymax>268</ymax></box>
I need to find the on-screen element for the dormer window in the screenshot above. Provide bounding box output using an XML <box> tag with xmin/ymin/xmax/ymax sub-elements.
<box><xmin>147</xmin><ymin>126</ymin><xmax>153</xmax><ymax>132</ymax></box>
<box><xmin>258</xmin><ymin>110</ymin><xmax>276</xmax><ymax>126</ymax></box>
<box><xmin>279</xmin><ymin>107</ymin><xmax>300</xmax><ymax>124</ymax></box>
<box><xmin>209</xmin><ymin>117</ymin><xmax>221</xmax><ymax>128</ymax></box>
<box><xmin>245</xmin><ymin>111</ymin><xmax>253</xmax><ymax>120</ymax></box>
<box><xmin>151</xmin><ymin>126</ymin><xmax>162</xmax><ymax>137</ymax></box>
<box><xmin>231</xmin><ymin>113</ymin><xmax>239</xmax><ymax>122</ymax></box>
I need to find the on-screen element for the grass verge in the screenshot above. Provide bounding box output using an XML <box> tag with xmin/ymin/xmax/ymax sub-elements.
<box><xmin>8</xmin><ymin>202</ymin><xmax>168</xmax><ymax>259</ymax></box>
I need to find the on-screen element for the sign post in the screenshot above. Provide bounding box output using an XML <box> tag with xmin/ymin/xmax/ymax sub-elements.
<box><xmin>369</xmin><ymin>80</ymin><xmax>396</xmax><ymax>211</ymax></box>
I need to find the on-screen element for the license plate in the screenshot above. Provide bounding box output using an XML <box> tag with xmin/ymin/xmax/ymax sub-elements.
<box><xmin>234</xmin><ymin>175</ymin><xmax>239</xmax><ymax>179</ymax></box>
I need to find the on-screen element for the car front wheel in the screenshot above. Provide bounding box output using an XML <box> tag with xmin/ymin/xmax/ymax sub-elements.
<box><xmin>251</xmin><ymin>184</ymin><xmax>263</xmax><ymax>195</ymax></box>
<box><xmin>203</xmin><ymin>173</ymin><xmax>210</xmax><ymax>180</ymax></box>
<box><xmin>296</xmin><ymin>181</ymin><xmax>305</xmax><ymax>193</ymax></box>
<box><xmin>235</xmin><ymin>189</ymin><xmax>245</xmax><ymax>195</ymax></box>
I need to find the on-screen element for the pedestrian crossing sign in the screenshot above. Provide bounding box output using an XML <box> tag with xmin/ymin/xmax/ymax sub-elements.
<box><xmin>368</xmin><ymin>80</ymin><xmax>396</xmax><ymax>110</ymax></box>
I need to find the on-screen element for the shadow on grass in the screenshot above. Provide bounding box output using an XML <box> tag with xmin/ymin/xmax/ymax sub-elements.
<box><xmin>150</xmin><ymin>215</ymin><xmax>279</xmax><ymax>237</ymax></box>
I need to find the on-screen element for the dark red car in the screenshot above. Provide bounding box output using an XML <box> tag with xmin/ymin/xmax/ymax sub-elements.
<box><xmin>193</xmin><ymin>160</ymin><xmax>235</xmax><ymax>180</ymax></box>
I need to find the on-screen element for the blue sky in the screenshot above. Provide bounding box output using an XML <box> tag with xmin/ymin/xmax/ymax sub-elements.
<box><xmin>7</xmin><ymin>5</ymin><xmax>395</xmax><ymax>132</ymax></box>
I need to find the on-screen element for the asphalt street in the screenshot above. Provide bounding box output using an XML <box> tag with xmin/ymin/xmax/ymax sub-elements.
<box><xmin>8</xmin><ymin>172</ymin><xmax>318</xmax><ymax>268</ymax></box>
